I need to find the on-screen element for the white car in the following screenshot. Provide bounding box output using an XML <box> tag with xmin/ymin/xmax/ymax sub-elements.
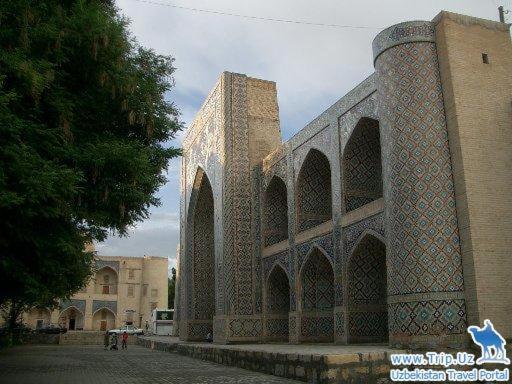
<box><xmin>108</xmin><ymin>325</ymin><xmax>144</xmax><ymax>335</ymax></box>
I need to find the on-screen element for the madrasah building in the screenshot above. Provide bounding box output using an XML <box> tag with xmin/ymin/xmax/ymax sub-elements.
<box><xmin>23</xmin><ymin>251</ymin><xmax>168</xmax><ymax>332</ymax></box>
<box><xmin>173</xmin><ymin>11</ymin><xmax>512</xmax><ymax>348</ymax></box>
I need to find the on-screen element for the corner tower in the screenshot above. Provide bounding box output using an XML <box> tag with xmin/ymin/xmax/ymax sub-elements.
<box><xmin>373</xmin><ymin>21</ymin><xmax>467</xmax><ymax>348</ymax></box>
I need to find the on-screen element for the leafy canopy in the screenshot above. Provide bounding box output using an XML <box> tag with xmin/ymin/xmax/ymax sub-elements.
<box><xmin>0</xmin><ymin>0</ymin><xmax>181</xmax><ymax>312</ymax></box>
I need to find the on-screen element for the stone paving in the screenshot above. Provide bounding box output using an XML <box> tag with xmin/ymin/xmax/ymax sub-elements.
<box><xmin>0</xmin><ymin>345</ymin><xmax>300</xmax><ymax>384</ymax></box>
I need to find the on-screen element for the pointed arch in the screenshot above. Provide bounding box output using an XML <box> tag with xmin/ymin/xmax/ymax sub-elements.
<box><xmin>347</xmin><ymin>233</ymin><xmax>388</xmax><ymax>343</ymax></box>
<box><xmin>265</xmin><ymin>263</ymin><xmax>291</xmax><ymax>341</ymax></box>
<box><xmin>92</xmin><ymin>306</ymin><xmax>116</xmax><ymax>317</ymax></box>
<box><xmin>95</xmin><ymin>266</ymin><xmax>118</xmax><ymax>294</ymax></box>
<box><xmin>301</xmin><ymin>246</ymin><xmax>334</xmax><ymax>311</ymax></box>
<box><xmin>342</xmin><ymin>117</ymin><xmax>382</xmax><ymax>212</ymax></box>
<box><xmin>188</xmin><ymin>167</ymin><xmax>215</xmax><ymax>322</ymax></box>
<box><xmin>59</xmin><ymin>306</ymin><xmax>84</xmax><ymax>331</ymax></box>
<box><xmin>266</xmin><ymin>263</ymin><xmax>291</xmax><ymax>314</ymax></box>
<box><xmin>92</xmin><ymin>307</ymin><xmax>116</xmax><ymax>331</ymax></box>
<box><xmin>264</xmin><ymin>175</ymin><xmax>288</xmax><ymax>246</ymax></box>
<box><xmin>296</xmin><ymin>148</ymin><xmax>332</xmax><ymax>232</ymax></box>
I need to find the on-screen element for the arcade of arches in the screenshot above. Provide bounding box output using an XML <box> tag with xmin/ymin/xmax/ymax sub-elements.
<box><xmin>182</xmin><ymin>117</ymin><xmax>389</xmax><ymax>344</ymax></box>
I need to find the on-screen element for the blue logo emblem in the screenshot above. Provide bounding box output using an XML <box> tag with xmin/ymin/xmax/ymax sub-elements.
<box><xmin>468</xmin><ymin>319</ymin><xmax>510</xmax><ymax>365</ymax></box>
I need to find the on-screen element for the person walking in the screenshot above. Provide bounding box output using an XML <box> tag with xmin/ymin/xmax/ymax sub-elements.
<box><xmin>121</xmin><ymin>331</ymin><xmax>128</xmax><ymax>350</ymax></box>
<box><xmin>110</xmin><ymin>333</ymin><xmax>118</xmax><ymax>350</ymax></box>
<box><xmin>103</xmin><ymin>331</ymin><xmax>110</xmax><ymax>350</ymax></box>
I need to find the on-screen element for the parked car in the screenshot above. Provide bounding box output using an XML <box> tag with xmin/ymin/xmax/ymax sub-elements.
<box><xmin>108</xmin><ymin>325</ymin><xmax>143</xmax><ymax>335</ymax></box>
<box><xmin>36</xmin><ymin>324</ymin><xmax>67</xmax><ymax>334</ymax></box>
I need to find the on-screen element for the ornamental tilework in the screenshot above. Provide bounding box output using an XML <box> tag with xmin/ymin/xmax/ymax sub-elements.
<box><xmin>296</xmin><ymin>149</ymin><xmax>332</xmax><ymax>232</ymax></box>
<box><xmin>192</xmin><ymin>176</ymin><xmax>215</xmax><ymax>320</ymax></box>
<box><xmin>92</xmin><ymin>300</ymin><xmax>117</xmax><ymax>314</ymax></box>
<box><xmin>267</xmin><ymin>265</ymin><xmax>290</xmax><ymax>314</ymax></box>
<box><xmin>348</xmin><ymin>235</ymin><xmax>386</xmax><ymax>306</ymax></box>
<box><xmin>188</xmin><ymin>322</ymin><xmax>212</xmax><ymax>339</ymax></box>
<box><xmin>297</xmin><ymin>234</ymin><xmax>334</xmax><ymax>268</ymax></box>
<box><xmin>60</xmin><ymin>299</ymin><xmax>86</xmax><ymax>314</ymax></box>
<box><xmin>342</xmin><ymin>118</ymin><xmax>383</xmax><ymax>212</ymax></box>
<box><xmin>349</xmin><ymin>312</ymin><xmax>388</xmax><ymax>341</ymax></box>
<box><xmin>263</xmin><ymin>176</ymin><xmax>288</xmax><ymax>246</ymax></box>
<box><xmin>177</xmin><ymin>15</ymin><xmax>484</xmax><ymax>347</ymax></box>
<box><xmin>335</xmin><ymin>312</ymin><xmax>345</xmax><ymax>337</ymax></box>
<box><xmin>375</xmin><ymin>21</ymin><xmax>467</xmax><ymax>343</ymax></box>
<box><xmin>301</xmin><ymin>315</ymin><xmax>334</xmax><ymax>338</ymax></box>
<box><xmin>343</xmin><ymin>214</ymin><xmax>385</xmax><ymax>259</ymax></box>
<box><xmin>252</xmin><ymin>166</ymin><xmax>263</xmax><ymax>315</ymax></box>
<box><xmin>377</xmin><ymin>41</ymin><xmax>464</xmax><ymax>295</ymax></box>
<box><xmin>229</xmin><ymin>318</ymin><xmax>262</xmax><ymax>338</ymax></box>
<box><xmin>346</xmin><ymin>230</ymin><xmax>388</xmax><ymax>342</ymax></box>
<box><xmin>301</xmin><ymin>248</ymin><xmax>334</xmax><ymax>311</ymax></box>
<box><xmin>389</xmin><ymin>300</ymin><xmax>467</xmax><ymax>336</ymax></box>
<box><xmin>266</xmin><ymin>317</ymin><xmax>289</xmax><ymax>336</ymax></box>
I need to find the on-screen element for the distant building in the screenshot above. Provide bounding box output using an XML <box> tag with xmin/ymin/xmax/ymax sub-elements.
<box><xmin>23</xmin><ymin>255</ymin><xmax>168</xmax><ymax>331</ymax></box>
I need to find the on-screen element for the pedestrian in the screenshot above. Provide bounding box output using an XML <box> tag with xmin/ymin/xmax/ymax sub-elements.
<box><xmin>110</xmin><ymin>333</ymin><xmax>118</xmax><ymax>350</ymax></box>
<box><xmin>145</xmin><ymin>320</ymin><xmax>149</xmax><ymax>334</ymax></box>
<box><xmin>121</xmin><ymin>331</ymin><xmax>128</xmax><ymax>350</ymax></box>
<box><xmin>206</xmin><ymin>332</ymin><xmax>213</xmax><ymax>343</ymax></box>
<box><xmin>103</xmin><ymin>331</ymin><xmax>110</xmax><ymax>350</ymax></box>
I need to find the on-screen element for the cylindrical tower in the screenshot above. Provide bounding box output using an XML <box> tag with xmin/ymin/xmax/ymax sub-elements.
<box><xmin>373</xmin><ymin>21</ymin><xmax>467</xmax><ymax>348</ymax></box>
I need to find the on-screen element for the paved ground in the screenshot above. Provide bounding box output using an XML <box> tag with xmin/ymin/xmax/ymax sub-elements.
<box><xmin>0</xmin><ymin>345</ymin><xmax>299</xmax><ymax>384</ymax></box>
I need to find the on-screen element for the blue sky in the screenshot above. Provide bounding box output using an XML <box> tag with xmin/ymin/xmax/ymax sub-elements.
<box><xmin>96</xmin><ymin>0</ymin><xmax>508</xmax><ymax>273</ymax></box>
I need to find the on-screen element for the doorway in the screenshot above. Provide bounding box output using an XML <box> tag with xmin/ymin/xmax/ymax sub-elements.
<box><xmin>69</xmin><ymin>318</ymin><xmax>76</xmax><ymax>330</ymax></box>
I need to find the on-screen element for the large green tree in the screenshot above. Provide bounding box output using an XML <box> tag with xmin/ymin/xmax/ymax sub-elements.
<box><xmin>0</xmin><ymin>0</ymin><xmax>181</xmax><ymax>326</ymax></box>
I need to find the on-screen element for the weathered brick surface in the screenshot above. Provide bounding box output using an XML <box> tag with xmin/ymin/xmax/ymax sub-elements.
<box><xmin>137</xmin><ymin>336</ymin><xmax>396</xmax><ymax>383</ymax></box>
<box><xmin>434</xmin><ymin>11</ymin><xmax>512</xmax><ymax>337</ymax></box>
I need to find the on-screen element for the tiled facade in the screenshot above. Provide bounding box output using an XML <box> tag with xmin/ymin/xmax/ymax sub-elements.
<box><xmin>23</xmin><ymin>255</ymin><xmax>168</xmax><ymax>331</ymax></box>
<box><xmin>174</xmin><ymin>12</ymin><xmax>512</xmax><ymax>348</ymax></box>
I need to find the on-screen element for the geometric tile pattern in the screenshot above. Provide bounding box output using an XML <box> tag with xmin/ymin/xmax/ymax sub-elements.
<box><xmin>192</xmin><ymin>175</ymin><xmax>215</xmax><ymax>321</ymax></box>
<box><xmin>297</xmin><ymin>234</ymin><xmax>334</xmax><ymax>269</ymax></box>
<box><xmin>335</xmin><ymin>312</ymin><xmax>345</xmax><ymax>337</ymax></box>
<box><xmin>264</xmin><ymin>176</ymin><xmax>288</xmax><ymax>246</ymax></box>
<box><xmin>348</xmin><ymin>235</ymin><xmax>386</xmax><ymax>306</ymax></box>
<box><xmin>301</xmin><ymin>248</ymin><xmax>334</xmax><ymax>310</ymax></box>
<box><xmin>301</xmin><ymin>315</ymin><xmax>334</xmax><ymax>338</ymax></box>
<box><xmin>266</xmin><ymin>318</ymin><xmax>289</xmax><ymax>337</ymax></box>
<box><xmin>296</xmin><ymin>149</ymin><xmax>332</xmax><ymax>232</ymax></box>
<box><xmin>178</xmin><ymin>21</ymin><xmax>475</xmax><ymax>347</ymax></box>
<box><xmin>375</xmin><ymin>23</ymin><xmax>467</xmax><ymax>342</ymax></box>
<box><xmin>343</xmin><ymin>117</ymin><xmax>383</xmax><ymax>212</ymax></box>
<box><xmin>188</xmin><ymin>322</ymin><xmax>213</xmax><ymax>339</ymax></box>
<box><xmin>349</xmin><ymin>312</ymin><xmax>388</xmax><ymax>341</ymax></box>
<box><xmin>228</xmin><ymin>318</ymin><xmax>262</xmax><ymax>338</ymax></box>
<box><xmin>377</xmin><ymin>40</ymin><xmax>465</xmax><ymax>296</ymax></box>
<box><xmin>266</xmin><ymin>265</ymin><xmax>290</xmax><ymax>314</ymax></box>
<box><xmin>388</xmin><ymin>300</ymin><xmax>467</xmax><ymax>336</ymax></box>
<box><xmin>60</xmin><ymin>299</ymin><xmax>86</xmax><ymax>315</ymax></box>
<box><xmin>92</xmin><ymin>300</ymin><xmax>117</xmax><ymax>315</ymax></box>
<box><xmin>347</xmin><ymin>234</ymin><xmax>387</xmax><ymax>342</ymax></box>
<box><xmin>224</xmin><ymin>74</ymin><xmax>254</xmax><ymax>316</ymax></box>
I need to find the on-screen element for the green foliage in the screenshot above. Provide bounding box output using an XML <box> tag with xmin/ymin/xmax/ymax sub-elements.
<box><xmin>168</xmin><ymin>267</ymin><xmax>176</xmax><ymax>309</ymax></box>
<box><xmin>0</xmin><ymin>0</ymin><xmax>181</xmax><ymax>316</ymax></box>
